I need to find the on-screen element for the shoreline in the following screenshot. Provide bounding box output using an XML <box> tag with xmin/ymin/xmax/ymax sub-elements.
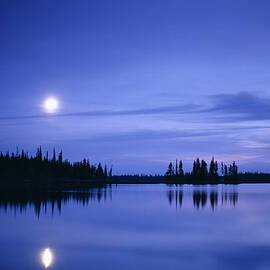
<box><xmin>2</xmin><ymin>177</ymin><xmax>270</xmax><ymax>191</ymax></box>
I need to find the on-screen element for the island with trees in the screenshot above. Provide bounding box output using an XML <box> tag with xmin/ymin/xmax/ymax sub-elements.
<box><xmin>165</xmin><ymin>157</ymin><xmax>270</xmax><ymax>184</ymax></box>
<box><xmin>165</xmin><ymin>157</ymin><xmax>238</xmax><ymax>184</ymax></box>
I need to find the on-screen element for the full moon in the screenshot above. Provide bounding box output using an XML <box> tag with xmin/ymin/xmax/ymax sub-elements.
<box><xmin>44</xmin><ymin>97</ymin><xmax>59</xmax><ymax>113</ymax></box>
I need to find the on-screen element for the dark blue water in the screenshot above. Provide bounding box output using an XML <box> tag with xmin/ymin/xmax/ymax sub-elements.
<box><xmin>0</xmin><ymin>184</ymin><xmax>270</xmax><ymax>270</ymax></box>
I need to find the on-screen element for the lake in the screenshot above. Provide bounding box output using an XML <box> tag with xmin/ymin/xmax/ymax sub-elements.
<box><xmin>0</xmin><ymin>184</ymin><xmax>270</xmax><ymax>269</ymax></box>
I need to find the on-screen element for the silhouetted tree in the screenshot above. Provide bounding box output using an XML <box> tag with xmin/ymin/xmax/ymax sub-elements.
<box><xmin>178</xmin><ymin>160</ymin><xmax>184</xmax><ymax>180</ymax></box>
<box><xmin>228</xmin><ymin>161</ymin><xmax>238</xmax><ymax>183</ymax></box>
<box><xmin>224</xmin><ymin>164</ymin><xmax>228</xmax><ymax>177</ymax></box>
<box><xmin>209</xmin><ymin>157</ymin><xmax>218</xmax><ymax>181</ymax></box>
<box><xmin>53</xmin><ymin>148</ymin><xmax>56</xmax><ymax>164</ymax></box>
<box><xmin>192</xmin><ymin>158</ymin><xmax>201</xmax><ymax>178</ymax></box>
<box><xmin>166</xmin><ymin>162</ymin><xmax>174</xmax><ymax>178</ymax></box>
<box><xmin>58</xmin><ymin>151</ymin><xmax>63</xmax><ymax>164</ymax></box>
<box><xmin>109</xmin><ymin>166</ymin><xmax>113</xmax><ymax>180</ymax></box>
<box><xmin>175</xmin><ymin>159</ymin><xmax>178</xmax><ymax>176</ymax></box>
<box><xmin>200</xmin><ymin>160</ymin><xmax>208</xmax><ymax>179</ymax></box>
<box><xmin>104</xmin><ymin>165</ymin><xmax>108</xmax><ymax>178</ymax></box>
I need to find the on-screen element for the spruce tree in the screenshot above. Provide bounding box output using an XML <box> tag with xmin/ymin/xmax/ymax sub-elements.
<box><xmin>179</xmin><ymin>160</ymin><xmax>184</xmax><ymax>177</ymax></box>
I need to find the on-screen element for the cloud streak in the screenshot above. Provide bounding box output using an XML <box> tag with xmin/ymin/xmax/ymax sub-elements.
<box><xmin>0</xmin><ymin>104</ymin><xmax>200</xmax><ymax>121</ymax></box>
<box><xmin>64</xmin><ymin>124</ymin><xmax>270</xmax><ymax>145</ymax></box>
<box><xmin>206</xmin><ymin>92</ymin><xmax>270</xmax><ymax>122</ymax></box>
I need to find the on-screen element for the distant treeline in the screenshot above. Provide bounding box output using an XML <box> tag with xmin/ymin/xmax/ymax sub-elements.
<box><xmin>165</xmin><ymin>157</ymin><xmax>238</xmax><ymax>184</ymax></box>
<box><xmin>0</xmin><ymin>147</ymin><xmax>112</xmax><ymax>181</ymax></box>
<box><xmin>1</xmin><ymin>147</ymin><xmax>270</xmax><ymax>185</ymax></box>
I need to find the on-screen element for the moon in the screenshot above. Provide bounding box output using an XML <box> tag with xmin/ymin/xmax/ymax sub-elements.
<box><xmin>44</xmin><ymin>97</ymin><xmax>59</xmax><ymax>113</ymax></box>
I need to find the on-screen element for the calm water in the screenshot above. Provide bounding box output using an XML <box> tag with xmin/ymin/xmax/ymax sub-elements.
<box><xmin>1</xmin><ymin>184</ymin><xmax>270</xmax><ymax>269</ymax></box>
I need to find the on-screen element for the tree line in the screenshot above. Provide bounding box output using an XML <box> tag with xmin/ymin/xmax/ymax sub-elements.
<box><xmin>165</xmin><ymin>157</ymin><xmax>238</xmax><ymax>184</ymax></box>
<box><xmin>0</xmin><ymin>147</ymin><xmax>112</xmax><ymax>181</ymax></box>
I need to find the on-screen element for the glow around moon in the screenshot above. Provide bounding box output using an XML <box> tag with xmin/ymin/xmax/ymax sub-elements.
<box><xmin>44</xmin><ymin>97</ymin><xmax>59</xmax><ymax>113</ymax></box>
<box><xmin>41</xmin><ymin>248</ymin><xmax>53</xmax><ymax>268</ymax></box>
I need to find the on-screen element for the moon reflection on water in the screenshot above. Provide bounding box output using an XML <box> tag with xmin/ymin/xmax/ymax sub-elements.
<box><xmin>41</xmin><ymin>248</ymin><xmax>53</xmax><ymax>268</ymax></box>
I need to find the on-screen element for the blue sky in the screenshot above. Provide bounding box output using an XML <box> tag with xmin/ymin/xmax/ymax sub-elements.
<box><xmin>1</xmin><ymin>0</ymin><xmax>270</xmax><ymax>174</ymax></box>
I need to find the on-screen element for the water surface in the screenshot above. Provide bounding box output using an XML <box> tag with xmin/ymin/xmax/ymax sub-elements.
<box><xmin>1</xmin><ymin>184</ymin><xmax>270</xmax><ymax>269</ymax></box>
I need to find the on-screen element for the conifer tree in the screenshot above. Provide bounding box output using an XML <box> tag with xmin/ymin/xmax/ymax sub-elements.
<box><xmin>179</xmin><ymin>160</ymin><xmax>184</xmax><ymax>177</ymax></box>
<box><xmin>224</xmin><ymin>164</ymin><xmax>228</xmax><ymax>177</ymax></box>
<box><xmin>53</xmin><ymin>148</ymin><xmax>56</xmax><ymax>164</ymax></box>
<box><xmin>109</xmin><ymin>166</ymin><xmax>113</xmax><ymax>180</ymax></box>
<box><xmin>192</xmin><ymin>158</ymin><xmax>201</xmax><ymax>178</ymax></box>
<box><xmin>58</xmin><ymin>151</ymin><xmax>63</xmax><ymax>164</ymax></box>
<box><xmin>221</xmin><ymin>162</ymin><xmax>224</xmax><ymax>176</ymax></box>
<box><xmin>209</xmin><ymin>157</ymin><xmax>215</xmax><ymax>177</ymax></box>
<box><xmin>200</xmin><ymin>160</ymin><xmax>208</xmax><ymax>178</ymax></box>
<box><xmin>166</xmin><ymin>162</ymin><xmax>174</xmax><ymax>177</ymax></box>
<box><xmin>104</xmin><ymin>165</ymin><xmax>108</xmax><ymax>178</ymax></box>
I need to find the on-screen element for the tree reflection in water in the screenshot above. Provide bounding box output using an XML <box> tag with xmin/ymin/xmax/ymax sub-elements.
<box><xmin>0</xmin><ymin>184</ymin><xmax>239</xmax><ymax>216</ymax></box>
<box><xmin>167</xmin><ymin>185</ymin><xmax>238</xmax><ymax>210</ymax></box>
<box><xmin>0</xmin><ymin>185</ymin><xmax>113</xmax><ymax>217</ymax></box>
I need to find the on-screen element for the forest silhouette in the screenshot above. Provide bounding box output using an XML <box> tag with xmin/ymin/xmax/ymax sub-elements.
<box><xmin>165</xmin><ymin>157</ymin><xmax>239</xmax><ymax>184</ymax></box>
<box><xmin>0</xmin><ymin>147</ymin><xmax>112</xmax><ymax>182</ymax></box>
<box><xmin>1</xmin><ymin>147</ymin><xmax>270</xmax><ymax>185</ymax></box>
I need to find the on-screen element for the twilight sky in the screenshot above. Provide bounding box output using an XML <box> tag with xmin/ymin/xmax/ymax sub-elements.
<box><xmin>1</xmin><ymin>0</ymin><xmax>270</xmax><ymax>174</ymax></box>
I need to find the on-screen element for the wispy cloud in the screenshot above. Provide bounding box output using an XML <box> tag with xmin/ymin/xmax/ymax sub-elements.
<box><xmin>64</xmin><ymin>123</ymin><xmax>270</xmax><ymax>145</ymax></box>
<box><xmin>206</xmin><ymin>92</ymin><xmax>270</xmax><ymax>122</ymax></box>
<box><xmin>0</xmin><ymin>104</ymin><xmax>200</xmax><ymax>121</ymax></box>
<box><xmin>76</xmin><ymin>129</ymin><xmax>221</xmax><ymax>143</ymax></box>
